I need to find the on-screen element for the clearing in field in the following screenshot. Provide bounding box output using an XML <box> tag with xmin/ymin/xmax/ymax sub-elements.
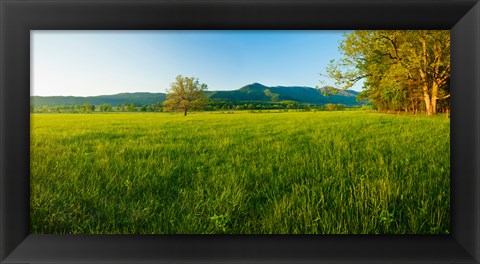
<box><xmin>30</xmin><ymin>111</ymin><xmax>450</xmax><ymax>234</ymax></box>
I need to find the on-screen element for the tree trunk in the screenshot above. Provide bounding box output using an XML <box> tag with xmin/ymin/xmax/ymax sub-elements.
<box><xmin>423</xmin><ymin>96</ymin><xmax>433</xmax><ymax>116</ymax></box>
<box><xmin>431</xmin><ymin>98</ymin><xmax>437</xmax><ymax>115</ymax></box>
<box><xmin>419</xmin><ymin>43</ymin><xmax>437</xmax><ymax>116</ymax></box>
<box><xmin>422</xmin><ymin>83</ymin><xmax>434</xmax><ymax>116</ymax></box>
<box><xmin>184</xmin><ymin>108</ymin><xmax>187</xmax><ymax>116</ymax></box>
<box><xmin>431</xmin><ymin>82</ymin><xmax>439</xmax><ymax>115</ymax></box>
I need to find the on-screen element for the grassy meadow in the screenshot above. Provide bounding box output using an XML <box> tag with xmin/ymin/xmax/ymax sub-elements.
<box><xmin>30</xmin><ymin>111</ymin><xmax>450</xmax><ymax>234</ymax></box>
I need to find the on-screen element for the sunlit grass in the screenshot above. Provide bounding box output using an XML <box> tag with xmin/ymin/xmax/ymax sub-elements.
<box><xmin>30</xmin><ymin>111</ymin><xmax>450</xmax><ymax>234</ymax></box>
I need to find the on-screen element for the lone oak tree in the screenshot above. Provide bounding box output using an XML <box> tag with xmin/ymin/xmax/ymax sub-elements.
<box><xmin>163</xmin><ymin>75</ymin><xmax>208</xmax><ymax>116</ymax></box>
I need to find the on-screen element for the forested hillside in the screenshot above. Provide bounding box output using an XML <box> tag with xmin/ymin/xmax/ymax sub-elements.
<box><xmin>32</xmin><ymin>84</ymin><xmax>361</xmax><ymax>108</ymax></box>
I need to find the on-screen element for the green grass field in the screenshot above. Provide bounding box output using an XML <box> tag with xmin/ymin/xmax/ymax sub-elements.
<box><xmin>30</xmin><ymin>111</ymin><xmax>450</xmax><ymax>234</ymax></box>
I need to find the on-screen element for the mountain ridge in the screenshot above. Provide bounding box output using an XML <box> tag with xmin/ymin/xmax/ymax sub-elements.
<box><xmin>32</xmin><ymin>84</ymin><xmax>361</xmax><ymax>107</ymax></box>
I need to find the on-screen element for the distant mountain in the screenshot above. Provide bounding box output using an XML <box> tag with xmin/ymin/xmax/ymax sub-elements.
<box><xmin>31</xmin><ymin>92</ymin><xmax>167</xmax><ymax>107</ymax></box>
<box><xmin>31</xmin><ymin>83</ymin><xmax>361</xmax><ymax>107</ymax></box>
<box><xmin>208</xmin><ymin>83</ymin><xmax>360</xmax><ymax>106</ymax></box>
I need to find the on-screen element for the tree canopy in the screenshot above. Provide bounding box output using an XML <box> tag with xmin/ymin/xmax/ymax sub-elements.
<box><xmin>163</xmin><ymin>75</ymin><xmax>208</xmax><ymax>116</ymax></box>
<box><xmin>325</xmin><ymin>30</ymin><xmax>450</xmax><ymax>115</ymax></box>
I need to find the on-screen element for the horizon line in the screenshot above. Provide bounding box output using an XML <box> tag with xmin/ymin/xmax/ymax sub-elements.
<box><xmin>31</xmin><ymin>84</ymin><xmax>358</xmax><ymax>97</ymax></box>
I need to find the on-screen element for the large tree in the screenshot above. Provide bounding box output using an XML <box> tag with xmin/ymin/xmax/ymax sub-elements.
<box><xmin>325</xmin><ymin>30</ymin><xmax>450</xmax><ymax>115</ymax></box>
<box><xmin>163</xmin><ymin>75</ymin><xmax>208</xmax><ymax>116</ymax></box>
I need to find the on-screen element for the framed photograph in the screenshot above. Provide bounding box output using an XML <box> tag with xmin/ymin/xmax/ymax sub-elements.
<box><xmin>1</xmin><ymin>0</ymin><xmax>479</xmax><ymax>263</ymax></box>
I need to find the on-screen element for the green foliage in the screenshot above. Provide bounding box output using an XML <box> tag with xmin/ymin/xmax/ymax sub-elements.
<box><xmin>163</xmin><ymin>75</ymin><xmax>208</xmax><ymax>116</ymax></box>
<box><xmin>263</xmin><ymin>89</ymin><xmax>280</xmax><ymax>102</ymax></box>
<box><xmin>82</xmin><ymin>103</ymin><xmax>95</xmax><ymax>113</ymax></box>
<box><xmin>209</xmin><ymin>83</ymin><xmax>360</xmax><ymax>106</ymax></box>
<box><xmin>38</xmin><ymin>105</ymin><xmax>50</xmax><ymax>113</ymax></box>
<box><xmin>31</xmin><ymin>112</ymin><xmax>449</xmax><ymax>234</ymax></box>
<box><xmin>360</xmin><ymin>105</ymin><xmax>375</xmax><ymax>111</ymax></box>
<box><xmin>99</xmin><ymin>104</ymin><xmax>113</xmax><ymax>112</ymax></box>
<box><xmin>32</xmin><ymin>93</ymin><xmax>167</xmax><ymax>108</ymax></box>
<box><xmin>325</xmin><ymin>103</ymin><xmax>344</xmax><ymax>111</ymax></box>
<box><xmin>325</xmin><ymin>30</ymin><xmax>450</xmax><ymax>115</ymax></box>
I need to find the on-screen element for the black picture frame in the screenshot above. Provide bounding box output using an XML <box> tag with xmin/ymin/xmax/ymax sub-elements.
<box><xmin>1</xmin><ymin>0</ymin><xmax>479</xmax><ymax>263</ymax></box>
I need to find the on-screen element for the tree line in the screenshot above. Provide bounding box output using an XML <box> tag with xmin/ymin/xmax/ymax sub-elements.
<box><xmin>32</xmin><ymin>100</ymin><xmax>347</xmax><ymax>113</ymax></box>
<box><xmin>325</xmin><ymin>30</ymin><xmax>450</xmax><ymax>116</ymax></box>
<box><xmin>32</xmin><ymin>102</ymin><xmax>162</xmax><ymax>113</ymax></box>
<box><xmin>32</xmin><ymin>75</ymin><xmax>351</xmax><ymax>115</ymax></box>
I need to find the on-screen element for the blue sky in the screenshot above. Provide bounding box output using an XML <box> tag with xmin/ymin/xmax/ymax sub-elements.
<box><xmin>31</xmin><ymin>30</ymin><xmax>361</xmax><ymax>96</ymax></box>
